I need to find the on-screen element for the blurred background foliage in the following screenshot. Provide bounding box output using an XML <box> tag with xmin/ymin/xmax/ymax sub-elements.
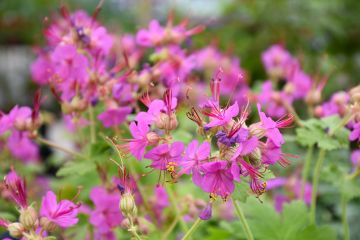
<box><xmin>0</xmin><ymin>0</ymin><xmax>360</xmax><ymax>108</ymax></box>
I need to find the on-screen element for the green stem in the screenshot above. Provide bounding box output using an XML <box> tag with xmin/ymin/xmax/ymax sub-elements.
<box><xmin>301</xmin><ymin>145</ymin><xmax>314</xmax><ymax>199</ymax></box>
<box><xmin>233</xmin><ymin>199</ymin><xmax>254</xmax><ymax>240</ymax></box>
<box><xmin>161</xmin><ymin>216</ymin><xmax>180</xmax><ymax>240</ymax></box>
<box><xmin>329</xmin><ymin>112</ymin><xmax>353</xmax><ymax>137</ymax></box>
<box><xmin>310</xmin><ymin>149</ymin><xmax>326</xmax><ymax>224</ymax></box>
<box><xmin>37</xmin><ymin>137</ymin><xmax>85</xmax><ymax>159</ymax></box>
<box><xmin>181</xmin><ymin>218</ymin><xmax>202</xmax><ymax>240</ymax></box>
<box><xmin>88</xmin><ymin>105</ymin><xmax>96</xmax><ymax>144</ymax></box>
<box><xmin>341</xmin><ymin>179</ymin><xmax>350</xmax><ymax>240</ymax></box>
<box><xmin>165</xmin><ymin>184</ymin><xmax>189</xmax><ymax>233</ymax></box>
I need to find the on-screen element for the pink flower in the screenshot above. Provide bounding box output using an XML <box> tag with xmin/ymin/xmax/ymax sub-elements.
<box><xmin>203</xmin><ymin>101</ymin><xmax>239</xmax><ymax>129</ymax></box>
<box><xmin>151</xmin><ymin>185</ymin><xmax>169</xmax><ymax>226</ymax></box>
<box><xmin>98</xmin><ymin>107</ymin><xmax>132</xmax><ymax>128</ymax></box>
<box><xmin>4</xmin><ymin>170</ymin><xmax>27</xmax><ymax>208</ymax></box>
<box><xmin>261</xmin><ymin>140</ymin><xmax>291</xmax><ymax>167</ymax></box>
<box><xmin>262</xmin><ymin>44</ymin><xmax>292</xmax><ymax>78</ymax></box>
<box><xmin>51</xmin><ymin>44</ymin><xmax>89</xmax><ymax>100</ymax></box>
<box><xmin>179</xmin><ymin>140</ymin><xmax>211</xmax><ymax>186</ymax></box>
<box><xmin>351</xmin><ymin>150</ymin><xmax>360</xmax><ymax>167</ymax></box>
<box><xmin>144</xmin><ymin>142</ymin><xmax>184</xmax><ymax>170</ymax></box>
<box><xmin>257</xmin><ymin>104</ymin><xmax>293</xmax><ymax>147</ymax></box>
<box><xmin>89</xmin><ymin>187</ymin><xmax>123</xmax><ymax>236</ymax></box>
<box><xmin>126</xmin><ymin>121</ymin><xmax>158</xmax><ymax>160</ymax></box>
<box><xmin>0</xmin><ymin>218</ymin><xmax>9</xmax><ymax>228</ymax></box>
<box><xmin>40</xmin><ymin>191</ymin><xmax>79</xmax><ymax>228</ymax></box>
<box><xmin>7</xmin><ymin>131</ymin><xmax>39</xmax><ymax>163</ymax></box>
<box><xmin>349</xmin><ymin>122</ymin><xmax>360</xmax><ymax>142</ymax></box>
<box><xmin>31</xmin><ymin>54</ymin><xmax>54</xmax><ymax>85</ymax></box>
<box><xmin>200</xmin><ymin>161</ymin><xmax>234</xmax><ymax>198</ymax></box>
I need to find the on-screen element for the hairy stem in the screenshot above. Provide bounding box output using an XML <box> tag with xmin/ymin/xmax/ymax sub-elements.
<box><xmin>161</xmin><ymin>216</ymin><xmax>180</xmax><ymax>240</ymax></box>
<box><xmin>341</xmin><ymin>180</ymin><xmax>350</xmax><ymax>240</ymax></box>
<box><xmin>181</xmin><ymin>218</ymin><xmax>202</xmax><ymax>240</ymax></box>
<box><xmin>310</xmin><ymin>149</ymin><xmax>326</xmax><ymax>224</ymax></box>
<box><xmin>88</xmin><ymin>105</ymin><xmax>96</xmax><ymax>144</ymax></box>
<box><xmin>301</xmin><ymin>145</ymin><xmax>314</xmax><ymax>199</ymax></box>
<box><xmin>37</xmin><ymin>136</ymin><xmax>85</xmax><ymax>159</ymax></box>
<box><xmin>166</xmin><ymin>184</ymin><xmax>189</xmax><ymax>233</ymax></box>
<box><xmin>233</xmin><ymin>199</ymin><xmax>254</xmax><ymax>240</ymax></box>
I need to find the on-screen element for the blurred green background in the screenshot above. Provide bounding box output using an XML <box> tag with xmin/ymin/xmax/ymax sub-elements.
<box><xmin>0</xmin><ymin>0</ymin><xmax>359</xmax><ymax>106</ymax></box>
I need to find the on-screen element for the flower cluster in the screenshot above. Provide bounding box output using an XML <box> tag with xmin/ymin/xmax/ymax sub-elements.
<box><xmin>0</xmin><ymin>170</ymin><xmax>79</xmax><ymax>239</ymax></box>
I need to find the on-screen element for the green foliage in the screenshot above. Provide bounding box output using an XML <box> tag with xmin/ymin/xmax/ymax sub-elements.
<box><xmin>296</xmin><ymin>116</ymin><xmax>349</xmax><ymax>150</ymax></box>
<box><xmin>238</xmin><ymin>198</ymin><xmax>336</xmax><ymax>240</ymax></box>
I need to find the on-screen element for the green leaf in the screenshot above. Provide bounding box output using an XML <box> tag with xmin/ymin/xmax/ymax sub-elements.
<box><xmin>296</xmin><ymin>116</ymin><xmax>349</xmax><ymax>151</ymax></box>
<box><xmin>239</xmin><ymin>198</ymin><xmax>337</xmax><ymax>240</ymax></box>
<box><xmin>293</xmin><ymin>225</ymin><xmax>336</xmax><ymax>240</ymax></box>
<box><xmin>57</xmin><ymin>161</ymin><xmax>96</xmax><ymax>177</ymax></box>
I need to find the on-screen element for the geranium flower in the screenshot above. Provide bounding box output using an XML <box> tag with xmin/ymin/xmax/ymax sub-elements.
<box><xmin>40</xmin><ymin>191</ymin><xmax>79</xmax><ymax>228</ymax></box>
<box><xmin>178</xmin><ymin>140</ymin><xmax>210</xmax><ymax>186</ymax></box>
<box><xmin>98</xmin><ymin>107</ymin><xmax>132</xmax><ymax>128</ymax></box>
<box><xmin>144</xmin><ymin>142</ymin><xmax>184</xmax><ymax>171</ymax></box>
<box><xmin>89</xmin><ymin>186</ymin><xmax>123</xmax><ymax>238</ymax></box>
<box><xmin>200</xmin><ymin>161</ymin><xmax>234</xmax><ymax>198</ymax></box>
<box><xmin>4</xmin><ymin>170</ymin><xmax>28</xmax><ymax>209</ymax></box>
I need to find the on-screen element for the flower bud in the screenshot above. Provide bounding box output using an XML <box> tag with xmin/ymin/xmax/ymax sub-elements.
<box><xmin>350</xmin><ymin>86</ymin><xmax>360</xmax><ymax>103</ymax></box>
<box><xmin>120</xmin><ymin>218</ymin><xmax>130</xmax><ymax>229</ymax></box>
<box><xmin>8</xmin><ymin>222</ymin><xmax>24</xmax><ymax>238</ymax></box>
<box><xmin>120</xmin><ymin>192</ymin><xmax>137</xmax><ymax>218</ymax></box>
<box><xmin>155</xmin><ymin>113</ymin><xmax>178</xmax><ymax>130</ymax></box>
<box><xmin>248</xmin><ymin>123</ymin><xmax>266</xmax><ymax>139</ymax></box>
<box><xmin>146</xmin><ymin>132</ymin><xmax>160</xmax><ymax>145</ymax></box>
<box><xmin>40</xmin><ymin>217</ymin><xmax>57</xmax><ymax>232</ymax></box>
<box><xmin>19</xmin><ymin>206</ymin><xmax>38</xmax><ymax>229</ymax></box>
<box><xmin>305</xmin><ymin>90</ymin><xmax>321</xmax><ymax>105</ymax></box>
<box><xmin>249</xmin><ymin>147</ymin><xmax>262</xmax><ymax>167</ymax></box>
<box><xmin>199</xmin><ymin>202</ymin><xmax>212</xmax><ymax>220</ymax></box>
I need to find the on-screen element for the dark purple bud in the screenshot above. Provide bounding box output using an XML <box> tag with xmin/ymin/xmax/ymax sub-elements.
<box><xmin>199</xmin><ymin>202</ymin><xmax>212</xmax><ymax>220</ymax></box>
<box><xmin>117</xmin><ymin>184</ymin><xmax>125</xmax><ymax>194</ymax></box>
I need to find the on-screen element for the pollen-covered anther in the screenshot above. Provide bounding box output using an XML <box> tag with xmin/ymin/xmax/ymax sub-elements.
<box><xmin>166</xmin><ymin>161</ymin><xmax>177</xmax><ymax>173</ymax></box>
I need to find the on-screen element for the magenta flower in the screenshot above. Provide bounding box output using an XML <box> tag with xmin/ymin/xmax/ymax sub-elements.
<box><xmin>4</xmin><ymin>170</ymin><xmax>28</xmax><ymax>208</ymax></box>
<box><xmin>51</xmin><ymin>44</ymin><xmax>89</xmax><ymax>100</ymax></box>
<box><xmin>200</xmin><ymin>161</ymin><xmax>234</xmax><ymax>198</ymax></box>
<box><xmin>8</xmin><ymin>131</ymin><xmax>39</xmax><ymax>163</ymax></box>
<box><xmin>98</xmin><ymin>107</ymin><xmax>132</xmax><ymax>128</ymax></box>
<box><xmin>261</xmin><ymin>44</ymin><xmax>292</xmax><ymax>78</ymax></box>
<box><xmin>151</xmin><ymin>185</ymin><xmax>170</xmax><ymax>226</ymax></box>
<box><xmin>257</xmin><ymin>104</ymin><xmax>293</xmax><ymax>147</ymax></box>
<box><xmin>178</xmin><ymin>140</ymin><xmax>211</xmax><ymax>186</ymax></box>
<box><xmin>40</xmin><ymin>191</ymin><xmax>79</xmax><ymax>228</ymax></box>
<box><xmin>257</xmin><ymin>81</ymin><xmax>288</xmax><ymax>118</ymax></box>
<box><xmin>0</xmin><ymin>218</ymin><xmax>9</xmax><ymax>228</ymax></box>
<box><xmin>136</xmin><ymin>19</ymin><xmax>203</xmax><ymax>47</ymax></box>
<box><xmin>349</xmin><ymin>122</ymin><xmax>360</xmax><ymax>142</ymax></box>
<box><xmin>261</xmin><ymin>140</ymin><xmax>291</xmax><ymax>167</ymax></box>
<box><xmin>204</xmin><ymin>101</ymin><xmax>239</xmax><ymax>129</ymax></box>
<box><xmin>126</xmin><ymin>121</ymin><xmax>159</xmax><ymax>160</ymax></box>
<box><xmin>351</xmin><ymin>150</ymin><xmax>360</xmax><ymax>167</ymax></box>
<box><xmin>136</xmin><ymin>100</ymin><xmax>165</xmax><ymax>126</ymax></box>
<box><xmin>89</xmin><ymin>186</ymin><xmax>123</xmax><ymax>237</ymax></box>
<box><xmin>144</xmin><ymin>142</ymin><xmax>184</xmax><ymax>170</ymax></box>
<box><xmin>266</xmin><ymin>177</ymin><xmax>312</xmax><ymax>212</ymax></box>
<box><xmin>31</xmin><ymin>54</ymin><xmax>53</xmax><ymax>85</ymax></box>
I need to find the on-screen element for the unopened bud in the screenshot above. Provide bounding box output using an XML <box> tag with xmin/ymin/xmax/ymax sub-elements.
<box><xmin>155</xmin><ymin>113</ymin><xmax>178</xmax><ymax>130</ymax></box>
<box><xmin>199</xmin><ymin>202</ymin><xmax>213</xmax><ymax>220</ymax></box>
<box><xmin>249</xmin><ymin>123</ymin><xmax>266</xmax><ymax>139</ymax></box>
<box><xmin>120</xmin><ymin>192</ymin><xmax>137</xmax><ymax>218</ymax></box>
<box><xmin>249</xmin><ymin>147</ymin><xmax>262</xmax><ymax>167</ymax></box>
<box><xmin>305</xmin><ymin>90</ymin><xmax>321</xmax><ymax>105</ymax></box>
<box><xmin>8</xmin><ymin>222</ymin><xmax>24</xmax><ymax>238</ymax></box>
<box><xmin>120</xmin><ymin>218</ymin><xmax>130</xmax><ymax>229</ymax></box>
<box><xmin>146</xmin><ymin>132</ymin><xmax>160</xmax><ymax>145</ymax></box>
<box><xmin>40</xmin><ymin>217</ymin><xmax>57</xmax><ymax>232</ymax></box>
<box><xmin>20</xmin><ymin>206</ymin><xmax>38</xmax><ymax>229</ymax></box>
<box><xmin>314</xmin><ymin>106</ymin><xmax>323</xmax><ymax>117</ymax></box>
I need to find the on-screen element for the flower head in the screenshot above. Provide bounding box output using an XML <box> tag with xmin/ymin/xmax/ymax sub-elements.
<box><xmin>200</xmin><ymin>161</ymin><xmax>234</xmax><ymax>199</ymax></box>
<box><xmin>40</xmin><ymin>191</ymin><xmax>79</xmax><ymax>228</ymax></box>
<box><xmin>4</xmin><ymin>170</ymin><xmax>27</xmax><ymax>208</ymax></box>
<box><xmin>144</xmin><ymin>142</ymin><xmax>184</xmax><ymax>171</ymax></box>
